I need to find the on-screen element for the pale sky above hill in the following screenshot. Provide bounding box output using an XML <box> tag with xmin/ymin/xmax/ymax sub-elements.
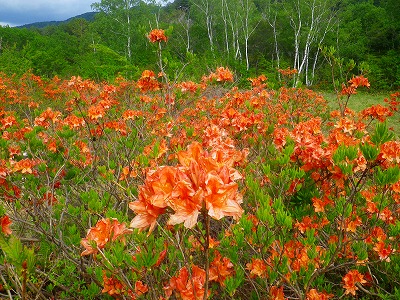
<box><xmin>0</xmin><ymin>0</ymin><xmax>94</xmax><ymax>27</ymax></box>
<box><xmin>0</xmin><ymin>0</ymin><xmax>171</xmax><ymax>27</ymax></box>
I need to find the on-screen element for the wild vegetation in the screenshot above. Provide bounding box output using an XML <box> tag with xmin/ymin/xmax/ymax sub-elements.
<box><xmin>0</xmin><ymin>0</ymin><xmax>400</xmax><ymax>299</ymax></box>
<box><xmin>0</xmin><ymin>27</ymin><xmax>399</xmax><ymax>299</ymax></box>
<box><xmin>0</xmin><ymin>0</ymin><xmax>399</xmax><ymax>90</ymax></box>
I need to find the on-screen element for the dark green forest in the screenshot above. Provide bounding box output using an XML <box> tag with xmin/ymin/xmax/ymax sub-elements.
<box><xmin>0</xmin><ymin>0</ymin><xmax>399</xmax><ymax>90</ymax></box>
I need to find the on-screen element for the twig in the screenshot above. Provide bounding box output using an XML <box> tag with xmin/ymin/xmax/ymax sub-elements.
<box><xmin>0</xmin><ymin>272</ymin><xmax>13</xmax><ymax>300</ymax></box>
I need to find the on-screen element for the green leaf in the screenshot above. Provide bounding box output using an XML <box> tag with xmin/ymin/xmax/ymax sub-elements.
<box><xmin>370</xmin><ymin>122</ymin><xmax>394</xmax><ymax>146</ymax></box>
<box><xmin>375</xmin><ymin>166</ymin><xmax>400</xmax><ymax>185</ymax></box>
<box><xmin>224</xmin><ymin>267</ymin><xmax>244</xmax><ymax>297</ymax></box>
<box><xmin>359</xmin><ymin>142</ymin><xmax>379</xmax><ymax>161</ymax></box>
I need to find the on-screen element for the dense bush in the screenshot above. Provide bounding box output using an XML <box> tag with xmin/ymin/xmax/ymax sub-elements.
<box><xmin>0</xmin><ymin>32</ymin><xmax>399</xmax><ymax>299</ymax></box>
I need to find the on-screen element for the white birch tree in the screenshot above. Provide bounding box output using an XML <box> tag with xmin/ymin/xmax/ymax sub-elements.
<box><xmin>190</xmin><ymin>0</ymin><xmax>215</xmax><ymax>53</ymax></box>
<box><xmin>261</xmin><ymin>0</ymin><xmax>338</xmax><ymax>86</ymax></box>
<box><xmin>92</xmin><ymin>0</ymin><xmax>140</xmax><ymax>61</ymax></box>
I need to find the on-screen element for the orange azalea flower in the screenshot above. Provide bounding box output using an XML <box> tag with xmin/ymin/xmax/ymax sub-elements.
<box><xmin>81</xmin><ymin>219</ymin><xmax>111</xmax><ymax>256</ymax></box>
<box><xmin>42</xmin><ymin>192</ymin><xmax>57</xmax><ymax>205</ymax></box>
<box><xmin>208</xmin><ymin>236</ymin><xmax>220</xmax><ymax>249</ymax></box>
<box><xmin>110</xmin><ymin>218</ymin><xmax>133</xmax><ymax>242</ymax></box>
<box><xmin>306</xmin><ymin>289</ymin><xmax>333</xmax><ymax>300</ymax></box>
<box><xmin>278</xmin><ymin>67</ymin><xmax>298</xmax><ymax>77</ymax></box>
<box><xmin>373</xmin><ymin>241</ymin><xmax>393</xmax><ymax>262</ymax></box>
<box><xmin>334</xmin><ymin>117</ymin><xmax>356</xmax><ymax>134</ymax></box>
<box><xmin>119</xmin><ymin>165</ymin><xmax>138</xmax><ymax>181</ymax></box>
<box><xmin>248</xmin><ymin>74</ymin><xmax>267</xmax><ymax>87</ymax></box>
<box><xmin>0</xmin><ymin>215</ymin><xmax>12</xmax><ymax>235</ymax></box>
<box><xmin>178</xmin><ymin>81</ymin><xmax>199</xmax><ymax>93</ymax></box>
<box><xmin>361</xmin><ymin>104</ymin><xmax>392</xmax><ymax>122</ymax></box>
<box><xmin>104</xmin><ymin>121</ymin><xmax>128</xmax><ymax>136</ymax></box>
<box><xmin>380</xmin><ymin>141</ymin><xmax>400</xmax><ymax>164</ymax></box>
<box><xmin>273</xmin><ymin>127</ymin><xmax>290</xmax><ymax>150</ymax></box>
<box><xmin>8</xmin><ymin>145</ymin><xmax>21</xmax><ymax>157</ymax></box>
<box><xmin>122</xmin><ymin>109</ymin><xmax>143</xmax><ymax>120</ymax></box>
<box><xmin>204</xmin><ymin>172</ymin><xmax>243</xmax><ymax>220</ymax></box>
<box><xmin>270</xmin><ymin>285</ymin><xmax>286</xmax><ymax>300</ymax></box>
<box><xmin>63</xmin><ymin>115</ymin><xmax>85</xmax><ymax>129</ymax></box>
<box><xmin>246</xmin><ymin>258</ymin><xmax>267</xmax><ymax>278</ymax></box>
<box><xmin>366</xmin><ymin>200</ymin><xmax>379</xmax><ymax>214</ymax></box>
<box><xmin>215</xmin><ymin>67</ymin><xmax>234</xmax><ymax>82</ymax></box>
<box><xmin>140</xmin><ymin>95</ymin><xmax>153</xmax><ymax>103</ymax></box>
<box><xmin>129</xmin><ymin>198</ymin><xmax>165</xmax><ymax>233</ymax></box>
<box><xmin>81</xmin><ymin>218</ymin><xmax>132</xmax><ymax>256</ymax></box>
<box><xmin>378</xmin><ymin>207</ymin><xmax>394</xmax><ymax>224</ymax></box>
<box><xmin>134</xmin><ymin>280</ymin><xmax>148</xmax><ymax>296</ymax></box>
<box><xmin>154</xmin><ymin>246</ymin><xmax>167</xmax><ymax>267</ymax></box>
<box><xmin>348</xmin><ymin>75</ymin><xmax>370</xmax><ymax>89</ymax></box>
<box><xmin>295</xmin><ymin>216</ymin><xmax>318</xmax><ymax>234</ymax></box>
<box><xmin>167</xmin><ymin>265</ymin><xmax>208</xmax><ymax>300</ymax></box>
<box><xmin>392</xmin><ymin>180</ymin><xmax>400</xmax><ymax>193</ymax></box>
<box><xmin>148</xmin><ymin>28</ymin><xmax>168</xmax><ymax>43</ymax></box>
<box><xmin>130</xmin><ymin>139</ymin><xmax>244</xmax><ymax>231</ymax></box>
<box><xmin>345</xmin><ymin>216</ymin><xmax>362</xmax><ymax>233</ymax></box>
<box><xmin>367</xmin><ymin>226</ymin><xmax>387</xmax><ymax>243</ymax></box>
<box><xmin>204</xmin><ymin>67</ymin><xmax>234</xmax><ymax>83</ymax></box>
<box><xmin>341</xmin><ymin>85</ymin><xmax>357</xmax><ymax>96</ymax></box>
<box><xmin>47</xmin><ymin>140</ymin><xmax>57</xmax><ymax>153</ymax></box>
<box><xmin>342</xmin><ymin>270</ymin><xmax>367</xmax><ymax>296</ymax></box>
<box><xmin>209</xmin><ymin>251</ymin><xmax>234</xmax><ymax>285</ymax></box>
<box><xmin>129</xmin><ymin>167</ymin><xmax>179</xmax><ymax>232</ymax></box>
<box><xmin>87</xmin><ymin>105</ymin><xmax>105</xmax><ymax>120</ymax></box>
<box><xmin>1</xmin><ymin>115</ymin><xmax>17</xmax><ymax>129</ymax></box>
<box><xmin>137</xmin><ymin>70</ymin><xmax>160</xmax><ymax>92</ymax></box>
<box><xmin>12</xmin><ymin>158</ymin><xmax>35</xmax><ymax>174</ymax></box>
<box><xmin>102</xmin><ymin>271</ymin><xmax>125</xmax><ymax>297</ymax></box>
<box><xmin>167</xmin><ymin>185</ymin><xmax>201</xmax><ymax>229</ymax></box>
<box><xmin>312</xmin><ymin>196</ymin><xmax>332</xmax><ymax>213</ymax></box>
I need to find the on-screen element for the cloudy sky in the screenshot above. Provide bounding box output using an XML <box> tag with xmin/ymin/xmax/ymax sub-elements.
<box><xmin>0</xmin><ymin>0</ymin><xmax>95</xmax><ymax>27</ymax></box>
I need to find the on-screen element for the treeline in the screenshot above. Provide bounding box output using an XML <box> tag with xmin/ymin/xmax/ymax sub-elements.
<box><xmin>0</xmin><ymin>0</ymin><xmax>399</xmax><ymax>90</ymax></box>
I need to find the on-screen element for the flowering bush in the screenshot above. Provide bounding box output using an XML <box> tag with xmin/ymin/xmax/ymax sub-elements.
<box><xmin>0</xmin><ymin>66</ymin><xmax>399</xmax><ymax>299</ymax></box>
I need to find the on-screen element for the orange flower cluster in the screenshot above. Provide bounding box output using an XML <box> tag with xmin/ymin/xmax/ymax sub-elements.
<box><xmin>62</xmin><ymin>115</ymin><xmax>85</xmax><ymax>129</ymax></box>
<box><xmin>177</xmin><ymin>81</ymin><xmax>199</xmax><ymax>93</ymax></box>
<box><xmin>306</xmin><ymin>289</ymin><xmax>333</xmax><ymax>300</ymax></box>
<box><xmin>248</xmin><ymin>74</ymin><xmax>267</xmax><ymax>88</ymax></box>
<box><xmin>148</xmin><ymin>29</ymin><xmax>168</xmax><ymax>43</ymax></box>
<box><xmin>164</xmin><ymin>265</ymin><xmax>208</xmax><ymax>300</ymax></box>
<box><xmin>34</xmin><ymin>107</ymin><xmax>62</xmax><ymax>128</ymax></box>
<box><xmin>361</xmin><ymin>104</ymin><xmax>393</xmax><ymax>122</ymax></box>
<box><xmin>81</xmin><ymin>218</ymin><xmax>132</xmax><ymax>256</ymax></box>
<box><xmin>11</xmin><ymin>158</ymin><xmax>38</xmax><ymax>174</ymax></box>
<box><xmin>203</xmin><ymin>67</ymin><xmax>234</xmax><ymax>83</ymax></box>
<box><xmin>102</xmin><ymin>271</ymin><xmax>149</xmax><ymax>299</ymax></box>
<box><xmin>275</xmin><ymin>117</ymin><xmax>331</xmax><ymax>172</ymax></box>
<box><xmin>247</xmin><ymin>239</ymin><xmax>326</xmax><ymax>282</ymax></box>
<box><xmin>380</xmin><ymin>141</ymin><xmax>400</xmax><ymax>164</ymax></box>
<box><xmin>0</xmin><ymin>215</ymin><xmax>12</xmax><ymax>235</ymax></box>
<box><xmin>101</xmin><ymin>271</ymin><xmax>125</xmax><ymax>297</ymax></box>
<box><xmin>341</xmin><ymin>75</ymin><xmax>370</xmax><ymax>95</ymax></box>
<box><xmin>364</xmin><ymin>225</ymin><xmax>395</xmax><ymax>262</ymax></box>
<box><xmin>246</xmin><ymin>258</ymin><xmax>267</xmax><ymax>278</ymax></box>
<box><xmin>129</xmin><ymin>134</ymin><xmax>245</xmax><ymax>233</ymax></box>
<box><xmin>278</xmin><ymin>67</ymin><xmax>298</xmax><ymax>77</ymax></box>
<box><xmin>270</xmin><ymin>285</ymin><xmax>286</xmax><ymax>300</ymax></box>
<box><xmin>209</xmin><ymin>251</ymin><xmax>234</xmax><ymax>285</ymax></box>
<box><xmin>348</xmin><ymin>75</ymin><xmax>370</xmax><ymax>89</ymax></box>
<box><xmin>342</xmin><ymin>269</ymin><xmax>367</xmax><ymax>296</ymax></box>
<box><xmin>0</xmin><ymin>115</ymin><xmax>18</xmax><ymax>130</ymax></box>
<box><xmin>137</xmin><ymin>70</ymin><xmax>160</xmax><ymax>92</ymax></box>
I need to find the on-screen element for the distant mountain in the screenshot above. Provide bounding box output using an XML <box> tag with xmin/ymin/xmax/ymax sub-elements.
<box><xmin>17</xmin><ymin>12</ymin><xmax>97</xmax><ymax>29</ymax></box>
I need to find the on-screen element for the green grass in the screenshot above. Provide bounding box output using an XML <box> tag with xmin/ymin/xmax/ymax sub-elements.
<box><xmin>322</xmin><ymin>91</ymin><xmax>400</xmax><ymax>138</ymax></box>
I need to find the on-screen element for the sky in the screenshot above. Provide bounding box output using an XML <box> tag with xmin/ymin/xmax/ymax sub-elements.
<box><xmin>0</xmin><ymin>0</ymin><xmax>96</xmax><ymax>27</ymax></box>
